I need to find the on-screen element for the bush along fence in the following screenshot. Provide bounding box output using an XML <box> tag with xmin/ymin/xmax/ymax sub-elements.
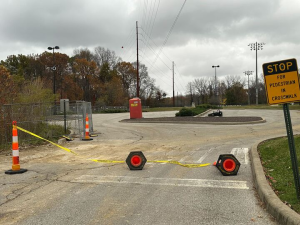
<box><xmin>0</xmin><ymin>101</ymin><xmax>154</xmax><ymax>150</ymax></box>
<box><xmin>0</xmin><ymin>101</ymin><xmax>95</xmax><ymax>150</ymax></box>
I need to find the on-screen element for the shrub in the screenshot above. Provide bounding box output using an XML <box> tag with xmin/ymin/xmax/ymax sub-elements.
<box><xmin>196</xmin><ymin>104</ymin><xmax>221</xmax><ymax>109</ymax></box>
<box><xmin>176</xmin><ymin>107</ymin><xmax>196</xmax><ymax>117</ymax></box>
<box><xmin>176</xmin><ymin>104</ymin><xmax>221</xmax><ymax>117</ymax></box>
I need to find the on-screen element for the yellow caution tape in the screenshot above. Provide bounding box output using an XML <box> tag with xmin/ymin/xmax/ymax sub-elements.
<box><xmin>15</xmin><ymin>125</ymin><xmax>210</xmax><ymax>168</ymax></box>
<box><xmin>61</xmin><ymin>135</ymin><xmax>74</xmax><ymax>141</ymax></box>
<box><xmin>16</xmin><ymin>125</ymin><xmax>79</xmax><ymax>155</ymax></box>
<box><xmin>148</xmin><ymin>160</ymin><xmax>211</xmax><ymax>168</ymax></box>
<box><xmin>16</xmin><ymin>125</ymin><xmax>125</xmax><ymax>164</ymax></box>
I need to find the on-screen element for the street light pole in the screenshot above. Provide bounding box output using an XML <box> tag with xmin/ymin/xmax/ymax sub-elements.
<box><xmin>212</xmin><ymin>65</ymin><xmax>220</xmax><ymax>97</ymax></box>
<box><xmin>248</xmin><ymin>42</ymin><xmax>265</xmax><ymax>105</ymax></box>
<box><xmin>47</xmin><ymin>46</ymin><xmax>60</xmax><ymax>95</ymax></box>
<box><xmin>136</xmin><ymin>21</ymin><xmax>139</xmax><ymax>98</ymax></box>
<box><xmin>172</xmin><ymin>61</ymin><xmax>175</xmax><ymax>107</ymax></box>
<box><xmin>244</xmin><ymin>71</ymin><xmax>254</xmax><ymax>105</ymax></box>
<box><xmin>48</xmin><ymin>46</ymin><xmax>59</xmax><ymax>114</ymax></box>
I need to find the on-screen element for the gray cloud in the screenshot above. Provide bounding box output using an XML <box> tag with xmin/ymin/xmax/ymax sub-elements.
<box><xmin>1</xmin><ymin>0</ymin><xmax>300</xmax><ymax>95</ymax></box>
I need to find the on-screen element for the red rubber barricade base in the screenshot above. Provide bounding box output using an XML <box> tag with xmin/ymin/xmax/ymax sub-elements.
<box><xmin>126</xmin><ymin>151</ymin><xmax>147</xmax><ymax>170</ymax></box>
<box><xmin>215</xmin><ymin>154</ymin><xmax>240</xmax><ymax>176</ymax></box>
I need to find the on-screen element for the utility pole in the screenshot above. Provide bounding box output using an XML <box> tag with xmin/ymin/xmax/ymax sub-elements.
<box><xmin>212</xmin><ymin>65</ymin><xmax>220</xmax><ymax>96</ymax></box>
<box><xmin>173</xmin><ymin>61</ymin><xmax>175</xmax><ymax>107</ymax></box>
<box><xmin>248</xmin><ymin>42</ymin><xmax>265</xmax><ymax>105</ymax></box>
<box><xmin>190</xmin><ymin>82</ymin><xmax>193</xmax><ymax>105</ymax></box>
<box><xmin>244</xmin><ymin>71</ymin><xmax>254</xmax><ymax>105</ymax></box>
<box><xmin>136</xmin><ymin>21</ymin><xmax>139</xmax><ymax>98</ymax></box>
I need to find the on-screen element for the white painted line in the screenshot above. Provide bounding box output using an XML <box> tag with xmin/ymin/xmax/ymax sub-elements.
<box><xmin>74</xmin><ymin>175</ymin><xmax>249</xmax><ymax>190</ymax></box>
<box><xmin>230</xmin><ymin>148</ymin><xmax>249</xmax><ymax>164</ymax></box>
<box><xmin>178</xmin><ymin>155</ymin><xmax>190</xmax><ymax>163</ymax></box>
<box><xmin>230</xmin><ymin>148</ymin><xmax>238</xmax><ymax>155</ymax></box>
<box><xmin>243</xmin><ymin>148</ymin><xmax>249</xmax><ymax>164</ymax></box>
<box><xmin>196</xmin><ymin>148</ymin><xmax>213</xmax><ymax>163</ymax></box>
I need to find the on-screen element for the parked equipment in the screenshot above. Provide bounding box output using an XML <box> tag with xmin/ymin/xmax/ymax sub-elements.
<box><xmin>208</xmin><ymin>110</ymin><xmax>223</xmax><ymax>117</ymax></box>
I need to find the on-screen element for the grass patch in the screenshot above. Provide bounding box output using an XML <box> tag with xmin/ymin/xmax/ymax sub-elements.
<box><xmin>258</xmin><ymin>135</ymin><xmax>300</xmax><ymax>213</ymax></box>
<box><xmin>142</xmin><ymin>107</ymin><xmax>182</xmax><ymax>112</ymax></box>
<box><xmin>0</xmin><ymin>122</ymin><xmax>69</xmax><ymax>153</ymax></box>
<box><xmin>27</xmin><ymin>123</ymin><xmax>69</xmax><ymax>144</ymax></box>
<box><xmin>98</xmin><ymin>109</ymin><xmax>128</xmax><ymax>113</ymax></box>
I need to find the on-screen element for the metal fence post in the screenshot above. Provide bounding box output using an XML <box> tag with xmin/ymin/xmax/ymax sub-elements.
<box><xmin>64</xmin><ymin>100</ymin><xmax>67</xmax><ymax>134</ymax></box>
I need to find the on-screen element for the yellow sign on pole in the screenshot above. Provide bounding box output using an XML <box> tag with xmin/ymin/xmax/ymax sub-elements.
<box><xmin>262</xmin><ymin>58</ymin><xmax>300</xmax><ymax>105</ymax></box>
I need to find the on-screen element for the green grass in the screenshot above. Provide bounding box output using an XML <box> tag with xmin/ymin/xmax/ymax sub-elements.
<box><xmin>192</xmin><ymin>107</ymin><xmax>208</xmax><ymax>115</ymax></box>
<box><xmin>142</xmin><ymin>107</ymin><xmax>182</xmax><ymax>112</ymax></box>
<box><xmin>0</xmin><ymin>122</ymin><xmax>69</xmax><ymax>153</ymax></box>
<box><xmin>258</xmin><ymin>135</ymin><xmax>300</xmax><ymax>213</ymax></box>
<box><xmin>98</xmin><ymin>109</ymin><xmax>128</xmax><ymax>113</ymax></box>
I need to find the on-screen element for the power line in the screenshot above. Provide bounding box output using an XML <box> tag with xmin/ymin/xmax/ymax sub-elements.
<box><xmin>139</xmin><ymin>51</ymin><xmax>172</xmax><ymax>89</ymax></box>
<box><xmin>149</xmin><ymin>0</ymin><xmax>187</xmax><ymax>70</ymax></box>
<box><xmin>140</xmin><ymin>0</ymin><xmax>161</xmax><ymax>59</ymax></box>
<box><xmin>139</xmin><ymin>27</ymin><xmax>173</xmax><ymax>63</ymax></box>
<box><xmin>140</xmin><ymin>27</ymin><xmax>174</xmax><ymax>78</ymax></box>
<box><xmin>144</xmin><ymin>0</ymin><xmax>159</xmax><ymax>48</ymax></box>
<box><xmin>139</xmin><ymin>34</ymin><xmax>172</xmax><ymax>70</ymax></box>
<box><xmin>121</xmin><ymin>37</ymin><xmax>136</xmax><ymax>62</ymax></box>
<box><xmin>139</xmin><ymin>49</ymin><xmax>171</xmax><ymax>82</ymax></box>
<box><xmin>145</xmin><ymin>0</ymin><xmax>155</xmax><ymax>36</ymax></box>
<box><xmin>142</xmin><ymin>0</ymin><xmax>148</xmax><ymax>29</ymax></box>
<box><xmin>148</xmin><ymin>0</ymin><xmax>160</xmax><ymax>40</ymax></box>
<box><xmin>122</xmin><ymin>27</ymin><xmax>135</xmax><ymax>49</ymax></box>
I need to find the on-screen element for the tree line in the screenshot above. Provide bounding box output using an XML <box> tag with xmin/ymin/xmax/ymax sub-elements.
<box><xmin>0</xmin><ymin>47</ymin><xmax>166</xmax><ymax>106</ymax></box>
<box><xmin>186</xmin><ymin>74</ymin><xmax>267</xmax><ymax>105</ymax></box>
<box><xmin>0</xmin><ymin>45</ymin><xmax>268</xmax><ymax>107</ymax></box>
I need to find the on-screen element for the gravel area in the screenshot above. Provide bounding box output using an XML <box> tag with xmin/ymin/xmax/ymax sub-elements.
<box><xmin>120</xmin><ymin>116</ymin><xmax>265</xmax><ymax>124</ymax></box>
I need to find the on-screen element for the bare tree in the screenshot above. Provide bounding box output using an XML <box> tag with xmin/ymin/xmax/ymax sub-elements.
<box><xmin>224</xmin><ymin>75</ymin><xmax>245</xmax><ymax>89</ymax></box>
<box><xmin>94</xmin><ymin>46</ymin><xmax>121</xmax><ymax>69</ymax></box>
<box><xmin>193</xmin><ymin>78</ymin><xmax>208</xmax><ymax>104</ymax></box>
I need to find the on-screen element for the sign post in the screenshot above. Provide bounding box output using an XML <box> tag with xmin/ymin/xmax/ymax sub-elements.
<box><xmin>263</xmin><ymin>58</ymin><xmax>300</xmax><ymax>199</ymax></box>
<box><xmin>283</xmin><ymin>103</ymin><xmax>300</xmax><ymax>199</ymax></box>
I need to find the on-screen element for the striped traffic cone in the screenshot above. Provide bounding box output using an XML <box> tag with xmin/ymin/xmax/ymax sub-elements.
<box><xmin>5</xmin><ymin>121</ymin><xmax>27</xmax><ymax>174</ymax></box>
<box><xmin>82</xmin><ymin>113</ymin><xmax>93</xmax><ymax>141</ymax></box>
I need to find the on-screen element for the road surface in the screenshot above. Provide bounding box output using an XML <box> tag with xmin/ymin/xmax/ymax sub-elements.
<box><xmin>1</xmin><ymin>109</ymin><xmax>299</xmax><ymax>224</ymax></box>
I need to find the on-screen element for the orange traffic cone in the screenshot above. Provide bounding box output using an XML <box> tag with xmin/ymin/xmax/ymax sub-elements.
<box><xmin>5</xmin><ymin>121</ymin><xmax>27</xmax><ymax>174</ymax></box>
<box><xmin>82</xmin><ymin>113</ymin><xmax>93</xmax><ymax>141</ymax></box>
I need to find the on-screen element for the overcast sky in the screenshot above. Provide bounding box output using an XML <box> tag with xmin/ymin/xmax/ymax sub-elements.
<box><xmin>1</xmin><ymin>0</ymin><xmax>300</xmax><ymax>96</ymax></box>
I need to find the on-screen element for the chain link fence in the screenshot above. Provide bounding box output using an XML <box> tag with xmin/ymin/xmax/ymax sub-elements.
<box><xmin>0</xmin><ymin>101</ymin><xmax>93</xmax><ymax>150</ymax></box>
<box><xmin>0</xmin><ymin>100</ymin><xmax>151</xmax><ymax>150</ymax></box>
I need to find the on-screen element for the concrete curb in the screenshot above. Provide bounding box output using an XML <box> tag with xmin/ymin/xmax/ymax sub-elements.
<box><xmin>250</xmin><ymin>142</ymin><xmax>300</xmax><ymax>225</ymax></box>
<box><xmin>120</xmin><ymin>119</ymin><xmax>266</xmax><ymax>125</ymax></box>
